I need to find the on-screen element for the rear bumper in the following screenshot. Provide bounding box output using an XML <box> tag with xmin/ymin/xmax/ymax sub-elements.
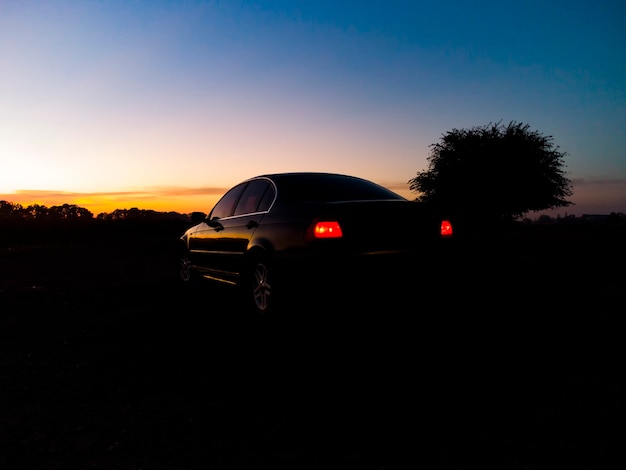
<box><xmin>273</xmin><ymin>247</ymin><xmax>450</xmax><ymax>296</ymax></box>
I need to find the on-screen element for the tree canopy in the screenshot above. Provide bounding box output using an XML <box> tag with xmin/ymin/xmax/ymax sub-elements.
<box><xmin>0</xmin><ymin>201</ymin><xmax>93</xmax><ymax>221</ymax></box>
<box><xmin>409</xmin><ymin>121</ymin><xmax>573</xmax><ymax>224</ymax></box>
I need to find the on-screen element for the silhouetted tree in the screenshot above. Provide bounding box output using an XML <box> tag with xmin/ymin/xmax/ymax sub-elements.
<box><xmin>409</xmin><ymin>121</ymin><xmax>573</xmax><ymax>229</ymax></box>
<box><xmin>48</xmin><ymin>204</ymin><xmax>93</xmax><ymax>220</ymax></box>
<box><xmin>25</xmin><ymin>204</ymin><xmax>50</xmax><ymax>220</ymax></box>
<box><xmin>0</xmin><ymin>200</ymin><xmax>24</xmax><ymax>220</ymax></box>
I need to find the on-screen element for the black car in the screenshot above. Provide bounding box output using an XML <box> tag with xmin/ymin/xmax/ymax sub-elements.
<box><xmin>178</xmin><ymin>172</ymin><xmax>453</xmax><ymax>314</ymax></box>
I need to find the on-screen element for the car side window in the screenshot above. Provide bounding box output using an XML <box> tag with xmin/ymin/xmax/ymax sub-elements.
<box><xmin>257</xmin><ymin>183</ymin><xmax>275</xmax><ymax>212</ymax></box>
<box><xmin>234</xmin><ymin>180</ymin><xmax>272</xmax><ymax>216</ymax></box>
<box><xmin>209</xmin><ymin>183</ymin><xmax>247</xmax><ymax>220</ymax></box>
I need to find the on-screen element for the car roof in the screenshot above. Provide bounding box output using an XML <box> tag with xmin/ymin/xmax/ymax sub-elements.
<box><xmin>254</xmin><ymin>171</ymin><xmax>362</xmax><ymax>179</ymax></box>
<box><xmin>246</xmin><ymin>172</ymin><xmax>406</xmax><ymax>202</ymax></box>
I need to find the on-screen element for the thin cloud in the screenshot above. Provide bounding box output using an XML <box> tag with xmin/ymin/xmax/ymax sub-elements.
<box><xmin>1</xmin><ymin>186</ymin><xmax>228</xmax><ymax>202</ymax></box>
<box><xmin>149</xmin><ymin>187</ymin><xmax>229</xmax><ymax>197</ymax></box>
<box><xmin>8</xmin><ymin>189</ymin><xmax>140</xmax><ymax>198</ymax></box>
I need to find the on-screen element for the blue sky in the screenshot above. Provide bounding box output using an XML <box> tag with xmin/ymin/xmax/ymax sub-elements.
<box><xmin>1</xmin><ymin>0</ymin><xmax>624</xmax><ymax>215</ymax></box>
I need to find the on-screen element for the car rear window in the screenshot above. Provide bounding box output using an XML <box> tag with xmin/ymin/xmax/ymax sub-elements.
<box><xmin>276</xmin><ymin>174</ymin><xmax>405</xmax><ymax>202</ymax></box>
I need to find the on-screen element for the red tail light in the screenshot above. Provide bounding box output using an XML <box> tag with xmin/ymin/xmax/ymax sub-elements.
<box><xmin>314</xmin><ymin>221</ymin><xmax>343</xmax><ymax>238</ymax></box>
<box><xmin>441</xmin><ymin>220</ymin><xmax>453</xmax><ymax>237</ymax></box>
<box><xmin>306</xmin><ymin>220</ymin><xmax>343</xmax><ymax>240</ymax></box>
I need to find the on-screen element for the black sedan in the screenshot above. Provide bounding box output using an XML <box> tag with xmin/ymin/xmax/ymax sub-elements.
<box><xmin>178</xmin><ymin>172</ymin><xmax>453</xmax><ymax>314</ymax></box>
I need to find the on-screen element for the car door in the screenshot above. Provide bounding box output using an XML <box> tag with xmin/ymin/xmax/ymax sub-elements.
<box><xmin>188</xmin><ymin>179</ymin><xmax>274</xmax><ymax>282</ymax></box>
<box><xmin>188</xmin><ymin>182</ymin><xmax>248</xmax><ymax>280</ymax></box>
<box><xmin>213</xmin><ymin>179</ymin><xmax>274</xmax><ymax>278</ymax></box>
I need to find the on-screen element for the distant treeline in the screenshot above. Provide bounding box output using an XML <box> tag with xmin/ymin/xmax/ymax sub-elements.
<box><xmin>0</xmin><ymin>200</ymin><xmax>191</xmax><ymax>222</ymax></box>
<box><xmin>529</xmin><ymin>212</ymin><xmax>626</xmax><ymax>225</ymax></box>
<box><xmin>0</xmin><ymin>200</ymin><xmax>94</xmax><ymax>221</ymax></box>
<box><xmin>0</xmin><ymin>201</ymin><xmax>194</xmax><ymax>247</ymax></box>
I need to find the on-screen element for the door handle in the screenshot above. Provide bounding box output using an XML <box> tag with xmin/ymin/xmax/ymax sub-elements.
<box><xmin>246</xmin><ymin>220</ymin><xmax>259</xmax><ymax>229</ymax></box>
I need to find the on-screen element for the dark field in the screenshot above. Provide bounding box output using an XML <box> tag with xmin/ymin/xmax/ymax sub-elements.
<box><xmin>1</xmin><ymin>222</ymin><xmax>624</xmax><ymax>469</ymax></box>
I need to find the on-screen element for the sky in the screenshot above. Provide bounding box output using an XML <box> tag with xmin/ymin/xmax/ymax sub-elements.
<box><xmin>1</xmin><ymin>0</ymin><xmax>624</xmax><ymax>217</ymax></box>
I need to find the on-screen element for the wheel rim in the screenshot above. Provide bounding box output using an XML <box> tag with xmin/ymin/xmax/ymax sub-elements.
<box><xmin>252</xmin><ymin>263</ymin><xmax>271</xmax><ymax>312</ymax></box>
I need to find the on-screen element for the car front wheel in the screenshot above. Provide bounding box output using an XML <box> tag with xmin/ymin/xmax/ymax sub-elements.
<box><xmin>252</xmin><ymin>261</ymin><xmax>272</xmax><ymax>313</ymax></box>
<box><xmin>246</xmin><ymin>260</ymin><xmax>274</xmax><ymax>314</ymax></box>
<box><xmin>178</xmin><ymin>249</ymin><xmax>193</xmax><ymax>283</ymax></box>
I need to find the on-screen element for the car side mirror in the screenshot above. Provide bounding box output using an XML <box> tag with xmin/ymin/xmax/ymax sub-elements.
<box><xmin>207</xmin><ymin>217</ymin><xmax>223</xmax><ymax>229</ymax></box>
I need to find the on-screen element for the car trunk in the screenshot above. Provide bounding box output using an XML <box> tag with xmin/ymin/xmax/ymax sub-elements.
<box><xmin>312</xmin><ymin>199</ymin><xmax>441</xmax><ymax>254</ymax></box>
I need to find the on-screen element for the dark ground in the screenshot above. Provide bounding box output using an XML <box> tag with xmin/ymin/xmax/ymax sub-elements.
<box><xmin>1</xmin><ymin>223</ymin><xmax>624</xmax><ymax>469</ymax></box>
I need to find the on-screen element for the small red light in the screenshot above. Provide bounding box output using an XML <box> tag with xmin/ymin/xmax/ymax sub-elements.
<box><xmin>313</xmin><ymin>221</ymin><xmax>343</xmax><ymax>239</ymax></box>
<box><xmin>441</xmin><ymin>220</ymin><xmax>453</xmax><ymax>237</ymax></box>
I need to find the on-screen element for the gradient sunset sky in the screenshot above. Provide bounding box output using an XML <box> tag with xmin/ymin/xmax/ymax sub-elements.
<box><xmin>1</xmin><ymin>0</ymin><xmax>624</xmax><ymax>216</ymax></box>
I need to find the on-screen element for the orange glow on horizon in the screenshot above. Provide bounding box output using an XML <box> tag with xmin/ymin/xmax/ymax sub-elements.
<box><xmin>0</xmin><ymin>192</ymin><xmax>222</xmax><ymax>216</ymax></box>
